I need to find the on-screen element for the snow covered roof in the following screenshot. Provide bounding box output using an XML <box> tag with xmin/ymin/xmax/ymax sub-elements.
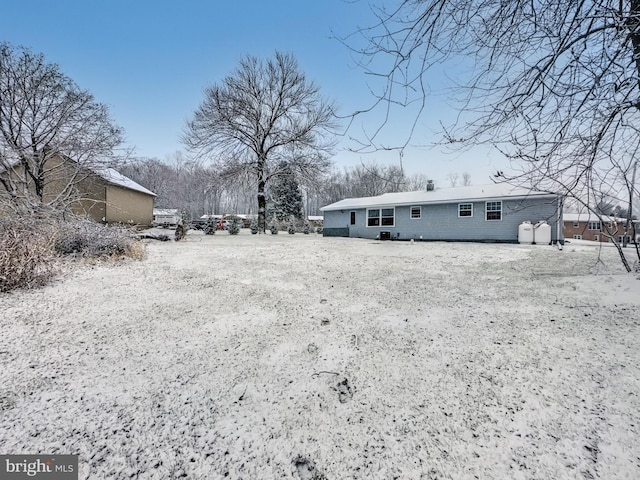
<box><xmin>0</xmin><ymin>154</ymin><xmax>156</xmax><ymax>197</ymax></box>
<box><xmin>153</xmin><ymin>209</ymin><xmax>179</xmax><ymax>216</ymax></box>
<box><xmin>320</xmin><ymin>184</ymin><xmax>557</xmax><ymax>211</ymax></box>
<box><xmin>563</xmin><ymin>213</ymin><xmax>629</xmax><ymax>223</ymax></box>
<box><xmin>94</xmin><ymin>167</ymin><xmax>156</xmax><ymax>196</ymax></box>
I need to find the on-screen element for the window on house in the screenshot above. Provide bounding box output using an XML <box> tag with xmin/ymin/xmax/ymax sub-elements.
<box><xmin>593</xmin><ymin>235</ymin><xmax>599</xmax><ymax>242</ymax></box>
<box><xmin>588</xmin><ymin>221</ymin><xmax>601</xmax><ymax>230</ymax></box>
<box><xmin>458</xmin><ymin>203</ymin><xmax>473</xmax><ymax>217</ymax></box>
<box><xmin>381</xmin><ymin>208</ymin><xmax>395</xmax><ymax>226</ymax></box>
<box><xmin>410</xmin><ymin>206</ymin><xmax>421</xmax><ymax>219</ymax></box>
<box><xmin>367</xmin><ymin>208</ymin><xmax>395</xmax><ymax>227</ymax></box>
<box><xmin>572</xmin><ymin>221</ymin><xmax>579</xmax><ymax>228</ymax></box>
<box><xmin>485</xmin><ymin>201</ymin><xmax>502</xmax><ymax>221</ymax></box>
<box><xmin>367</xmin><ymin>209</ymin><xmax>380</xmax><ymax>226</ymax></box>
<box><xmin>573</xmin><ymin>235</ymin><xmax>582</xmax><ymax>239</ymax></box>
<box><xmin>350</xmin><ymin>211</ymin><xmax>356</xmax><ymax>225</ymax></box>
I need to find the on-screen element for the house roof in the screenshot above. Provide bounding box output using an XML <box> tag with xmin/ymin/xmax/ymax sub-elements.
<box><xmin>94</xmin><ymin>167</ymin><xmax>156</xmax><ymax>197</ymax></box>
<box><xmin>1</xmin><ymin>155</ymin><xmax>156</xmax><ymax>197</ymax></box>
<box><xmin>153</xmin><ymin>209</ymin><xmax>179</xmax><ymax>216</ymax></box>
<box><xmin>320</xmin><ymin>184</ymin><xmax>557</xmax><ymax>211</ymax></box>
<box><xmin>563</xmin><ymin>213</ymin><xmax>630</xmax><ymax>223</ymax></box>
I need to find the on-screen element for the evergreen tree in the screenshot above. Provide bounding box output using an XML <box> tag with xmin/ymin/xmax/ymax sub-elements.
<box><xmin>268</xmin><ymin>164</ymin><xmax>303</xmax><ymax>221</ymax></box>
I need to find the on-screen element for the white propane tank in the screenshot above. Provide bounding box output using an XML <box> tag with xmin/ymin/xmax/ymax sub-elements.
<box><xmin>534</xmin><ymin>221</ymin><xmax>552</xmax><ymax>245</ymax></box>
<box><xmin>518</xmin><ymin>221</ymin><xmax>534</xmax><ymax>244</ymax></box>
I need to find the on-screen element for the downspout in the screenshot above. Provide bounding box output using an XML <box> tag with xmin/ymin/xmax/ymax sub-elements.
<box><xmin>556</xmin><ymin>194</ymin><xmax>563</xmax><ymax>250</ymax></box>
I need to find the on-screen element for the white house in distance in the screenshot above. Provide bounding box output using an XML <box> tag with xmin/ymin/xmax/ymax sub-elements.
<box><xmin>153</xmin><ymin>209</ymin><xmax>181</xmax><ymax>227</ymax></box>
<box><xmin>320</xmin><ymin>183</ymin><xmax>563</xmax><ymax>244</ymax></box>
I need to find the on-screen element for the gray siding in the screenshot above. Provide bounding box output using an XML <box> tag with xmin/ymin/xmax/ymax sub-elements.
<box><xmin>324</xmin><ymin>197</ymin><xmax>561</xmax><ymax>243</ymax></box>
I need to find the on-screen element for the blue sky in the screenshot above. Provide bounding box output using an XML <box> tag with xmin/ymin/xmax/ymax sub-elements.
<box><xmin>1</xmin><ymin>0</ymin><xmax>504</xmax><ymax>186</ymax></box>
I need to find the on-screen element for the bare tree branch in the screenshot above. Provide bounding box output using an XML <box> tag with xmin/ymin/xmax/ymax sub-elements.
<box><xmin>0</xmin><ymin>43</ymin><xmax>123</xmax><ymax>216</ymax></box>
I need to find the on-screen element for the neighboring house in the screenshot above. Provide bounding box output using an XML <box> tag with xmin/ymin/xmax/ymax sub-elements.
<box><xmin>563</xmin><ymin>213</ymin><xmax>635</xmax><ymax>243</ymax></box>
<box><xmin>82</xmin><ymin>167</ymin><xmax>156</xmax><ymax>226</ymax></box>
<box><xmin>307</xmin><ymin>215</ymin><xmax>323</xmax><ymax>227</ymax></box>
<box><xmin>153</xmin><ymin>208</ymin><xmax>181</xmax><ymax>227</ymax></box>
<box><xmin>320</xmin><ymin>183</ymin><xmax>563</xmax><ymax>244</ymax></box>
<box><xmin>0</xmin><ymin>155</ymin><xmax>156</xmax><ymax>225</ymax></box>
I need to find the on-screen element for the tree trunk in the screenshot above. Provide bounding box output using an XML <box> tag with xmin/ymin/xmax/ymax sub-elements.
<box><xmin>257</xmin><ymin>157</ymin><xmax>267</xmax><ymax>233</ymax></box>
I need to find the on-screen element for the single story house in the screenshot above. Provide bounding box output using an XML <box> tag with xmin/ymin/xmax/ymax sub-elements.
<box><xmin>563</xmin><ymin>213</ymin><xmax>636</xmax><ymax>243</ymax></box>
<box><xmin>320</xmin><ymin>183</ymin><xmax>563</xmax><ymax>244</ymax></box>
<box><xmin>153</xmin><ymin>208</ymin><xmax>181</xmax><ymax>227</ymax></box>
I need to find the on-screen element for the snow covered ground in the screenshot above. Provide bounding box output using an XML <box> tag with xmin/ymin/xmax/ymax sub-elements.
<box><xmin>1</xmin><ymin>230</ymin><xmax>639</xmax><ymax>479</ymax></box>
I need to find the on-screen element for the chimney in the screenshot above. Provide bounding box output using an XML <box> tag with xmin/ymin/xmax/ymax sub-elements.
<box><xmin>426</xmin><ymin>180</ymin><xmax>434</xmax><ymax>191</ymax></box>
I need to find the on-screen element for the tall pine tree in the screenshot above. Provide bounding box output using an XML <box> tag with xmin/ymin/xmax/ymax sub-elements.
<box><xmin>268</xmin><ymin>163</ymin><xmax>303</xmax><ymax>221</ymax></box>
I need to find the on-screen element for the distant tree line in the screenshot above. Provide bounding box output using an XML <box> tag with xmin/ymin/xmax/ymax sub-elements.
<box><xmin>119</xmin><ymin>156</ymin><xmax>436</xmax><ymax>221</ymax></box>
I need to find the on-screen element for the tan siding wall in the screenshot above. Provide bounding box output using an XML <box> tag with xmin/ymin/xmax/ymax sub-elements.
<box><xmin>68</xmin><ymin>175</ymin><xmax>107</xmax><ymax>221</ymax></box>
<box><xmin>1</xmin><ymin>156</ymin><xmax>154</xmax><ymax>225</ymax></box>
<box><xmin>105</xmin><ymin>186</ymin><xmax>154</xmax><ymax>226</ymax></box>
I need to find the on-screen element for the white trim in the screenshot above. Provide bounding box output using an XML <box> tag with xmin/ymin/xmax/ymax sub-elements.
<box><xmin>366</xmin><ymin>207</ymin><xmax>395</xmax><ymax>227</ymax></box>
<box><xmin>410</xmin><ymin>206</ymin><xmax>421</xmax><ymax>219</ymax></box>
<box><xmin>485</xmin><ymin>201</ymin><xmax>502</xmax><ymax>221</ymax></box>
<box><xmin>458</xmin><ymin>203</ymin><xmax>473</xmax><ymax>218</ymax></box>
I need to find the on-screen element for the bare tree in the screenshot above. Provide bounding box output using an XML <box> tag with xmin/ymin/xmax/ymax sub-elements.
<box><xmin>404</xmin><ymin>172</ymin><xmax>433</xmax><ymax>191</ymax></box>
<box><xmin>182</xmin><ymin>52</ymin><xmax>337</xmax><ymax>232</ymax></box>
<box><xmin>0</xmin><ymin>43</ymin><xmax>123</xmax><ymax>216</ymax></box>
<box><xmin>462</xmin><ymin>172</ymin><xmax>472</xmax><ymax>187</ymax></box>
<box><xmin>446</xmin><ymin>172</ymin><xmax>459</xmax><ymax>188</ymax></box>
<box><xmin>344</xmin><ymin>1</ymin><xmax>640</xmax><ymax>271</ymax></box>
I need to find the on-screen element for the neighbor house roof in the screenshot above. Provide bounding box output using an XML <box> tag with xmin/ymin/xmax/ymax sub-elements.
<box><xmin>320</xmin><ymin>184</ymin><xmax>557</xmax><ymax>212</ymax></box>
<box><xmin>153</xmin><ymin>208</ymin><xmax>179</xmax><ymax>216</ymax></box>
<box><xmin>94</xmin><ymin>167</ymin><xmax>156</xmax><ymax>196</ymax></box>
<box><xmin>1</xmin><ymin>155</ymin><xmax>156</xmax><ymax>197</ymax></box>
<box><xmin>563</xmin><ymin>213</ymin><xmax>629</xmax><ymax>223</ymax></box>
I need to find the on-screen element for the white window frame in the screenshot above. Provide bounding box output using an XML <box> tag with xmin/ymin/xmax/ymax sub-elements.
<box><xmin>588</xmin><ymin>221</ymin><xmax>601</xmax><ymax>230</ymax></box>
<box><xmin>367</xmin><ymin>207</ymin><xmax>395</xmax><ymax>227</ymax></box>
<box><xmin>458</xmin><ymin>203</ymin><xmax>473</xmax><ymax>218</ymax></box>
<box><xmin>573</xmin><ymin>235</ymin><xmax>582</xmax><ymax>239</ymax></box>
<box><xmin>572</xmin><ymin>221</ymin><xmax>580</xmax><ymax>228</ymax></box>
<box><xmin>410</xmin><ymin>206</ymin><xmax>421</xmax><ymax>219</ymax></box>
<box><xmin>593</xmin><ymin>234</ymin><xmax>599</xmax><ymax>242</ymax></box>
<box><xmin>485</xmin><ymin>201</ymin><xmax>502</xmax><ymax>221</ymax></box>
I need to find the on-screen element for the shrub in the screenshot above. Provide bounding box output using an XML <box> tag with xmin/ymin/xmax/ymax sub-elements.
<box><xmin>175</xmin><ymin>222</ymin><xmax>186</xmax><ymax>241</ymax></box>
<box><xmin>227</xmin><ymin>219</ymin><xmax>240</xmax><ymax>235</ymax></box>
<box><xmin>0</xmin><ymin>217</ymin><xmax>145</xmax><ymax>293</ymax></box>
<box><xmin>250</xmin><ymin>221</ymin><xmax>259</xmax><ymax>234</ymax></box>
<box><xmin>54</xmin><ymin>219</ymin><xmax>145</xmax><ymax>259</ymax></box>
<box><xmin>303</xmin><ymin>223</ymin><xmax>310</xmax><ymax>234</ymax></box>
<box><xmin>288</xmin><ymin>223</ymin><xmax>296</xmax><ymax>234</ymax></box>
<box><xmin>316</xmin><ymin>226</ymin><xmax>324</xmax><ymax>234</ymax></box>
<box><xmin>0</xmin><ymin>217</ymin><xmax>58</xmax><ymax>293</ymax></box>
<box><xmin>270</xmin><ymin>224</ymin><xmax>279</xmax><ymax>234</ymax></box>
